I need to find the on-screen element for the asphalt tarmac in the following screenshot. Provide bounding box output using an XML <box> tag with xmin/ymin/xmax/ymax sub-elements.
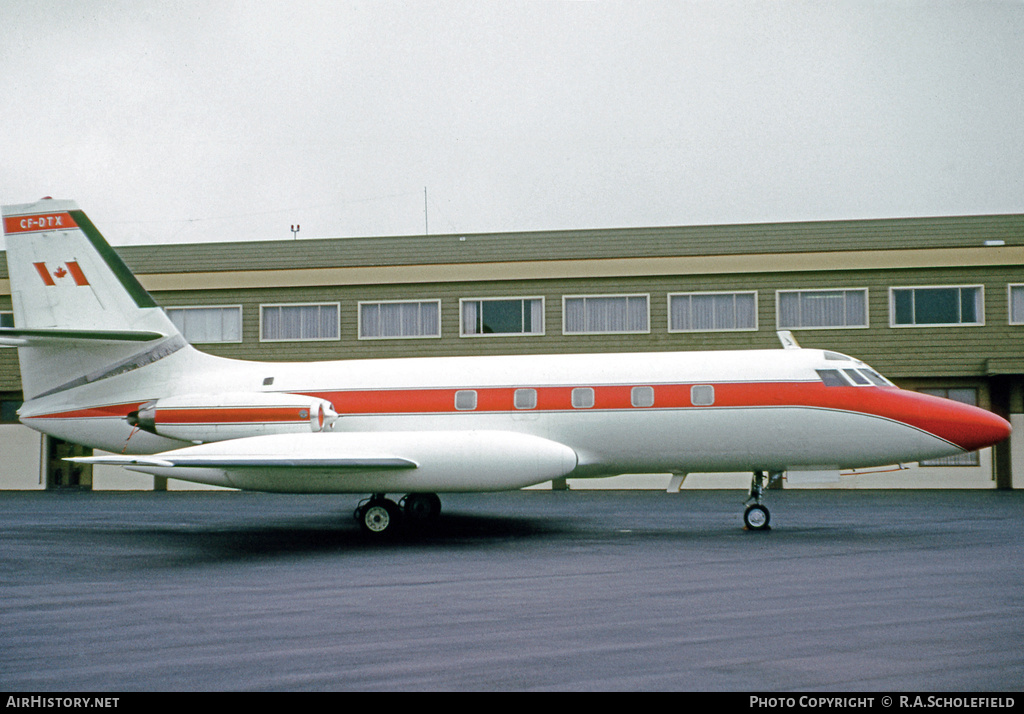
<box><xmin>1</xmin><ymin>489</ymin><xmax>1022</xmax><ymax>692</ymax></box>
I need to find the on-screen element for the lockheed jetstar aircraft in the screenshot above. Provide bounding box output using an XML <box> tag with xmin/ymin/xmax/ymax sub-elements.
<box><xmin>0</xmin><ymin>199</ymin><xmax>1012</xmax><ymax>535</ymax></box>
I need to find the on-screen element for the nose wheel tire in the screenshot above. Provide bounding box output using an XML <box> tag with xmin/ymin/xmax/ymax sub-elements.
<box><xmin>744</xmin><ymin>503</ymin><xmax>771</xmax><ymax>531</ymax></box>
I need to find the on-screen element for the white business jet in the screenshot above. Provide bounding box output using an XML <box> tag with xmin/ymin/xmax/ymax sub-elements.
<box><xmin>0</xmin><ymin>199</ymin><xmax>1011</xmax><ymax>535</ymax></box>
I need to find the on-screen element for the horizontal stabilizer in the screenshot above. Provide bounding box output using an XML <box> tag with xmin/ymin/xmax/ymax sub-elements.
<box><xmin>0</xmin><ymin>327</ymin><xmax>166</xmax><ymax>347</ymax></box>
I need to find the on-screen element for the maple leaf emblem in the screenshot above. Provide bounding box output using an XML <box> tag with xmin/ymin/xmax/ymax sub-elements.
<box><xmin>53</xmin><ymin>266</ymin><xmax>67</xmax><ymax>279</ymax></box>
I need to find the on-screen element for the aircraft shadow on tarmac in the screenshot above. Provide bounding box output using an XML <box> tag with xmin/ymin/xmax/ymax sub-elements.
<box><xmin>98</xmin><ymin>512</ymin><xmax>571</xmax><ymax>566</ymax></box>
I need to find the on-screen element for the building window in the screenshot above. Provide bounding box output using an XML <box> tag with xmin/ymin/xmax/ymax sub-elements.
<box><xmin>261</xmin><ymin>303</ymin><xmax>339</xmax><ymax>341</ymax></box>
<box><xmin>166</xmin><ymin>306</ymin><xmax>242</xmax><ymax>343</ymax></box>
<box><xmin>890</xmin><ymin>286</ymin><xmax>983</xmax><ymax>327</ymax></box>
<box><xmin>0</xmin><ymin>311</ymin><xmax>13</xmax><ymax>328</ymax></box>
<box><xmin>461</xmin><ymin>298</ymin><xmax>544</xmax><ymax>336</ymax></box>
<box><xmin>669</xmin><ymin>292</ymin><xmax>757</xmax><ymax>332</ymax></box>
<box><xmin>777</xmin><ymin>289</ymin><xmax>868</xmax><ymax>329</ymax></box>
<box><xmin>563</xmin><ymin>295</ymin><xmax>649</xmax><ymax>335</ymax></box>
<box><xmin>0</xmin><ymin>393</ymin><xmax>22</xmax><ymax>423</ymax></box>
<box><xmin>359</xmin><ymin>300</ymin><xmax>440</xmax><ymax>339</ymax></box>
<box><xmin>918</xmin><ymin>388</ymin><xmax>981</xmax><ymax>466</ymax></box>
<box><xmin>1009</xmin><ymin>285</ymin><xmax>1024</xmax><ymax>325</ymax></box>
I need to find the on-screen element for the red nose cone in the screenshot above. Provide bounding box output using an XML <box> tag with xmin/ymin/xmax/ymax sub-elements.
<box><xmin>905</xmin><ymin>392</ymin><xmax>1012</xmax><ymax>452</ymax></box>
<box><xmin>950</xmin><ymin>406</ymin><xmax>1012</xmax><ymax>452</ymax></box>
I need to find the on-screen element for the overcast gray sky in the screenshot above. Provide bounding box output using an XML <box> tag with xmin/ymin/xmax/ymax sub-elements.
<box><xmin>2</xmin><ymin>0</ymin><xmax>1022</xmax><ymax>246</ymax></box>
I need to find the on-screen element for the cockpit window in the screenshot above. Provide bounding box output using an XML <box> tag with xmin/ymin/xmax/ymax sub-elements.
<box><xmin>843</xmin><ymin>369</ymin><xmax>870</xmax><ymax>385</ymax></box>
<box><xmin>858</xmin><ymin>369</ymin><xmax>892</xmax><ymax>386</ymax></box>
<box><xmin>816</xmin><ymin>369</ymin><xmax>848</xmax><ymax>387</ymax></box>
<box><xmin>823</xmin><ymin>351</ymin><xmax>851</xmax><ymax>361</ymax></box>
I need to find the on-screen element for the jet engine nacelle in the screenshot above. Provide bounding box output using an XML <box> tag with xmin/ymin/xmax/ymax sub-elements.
<box><xmin>127</xmin><ymin>392</ymin><xmax>339</xmax><ymax>443</ymax></box>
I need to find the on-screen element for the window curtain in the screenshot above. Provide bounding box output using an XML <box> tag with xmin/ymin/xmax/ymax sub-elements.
<box><xmin>263</xmin><ymin>305</ymin><xmax>337</xmax><ymax>340</ymax></box>
<box><xmin>566</xmin><ymin>296</ymin><xmax>647</xmax><ymax>333</ymax></box>
<box><xmin>362</xmin><ymin>302</ymin><xmax>438</xmax><ymax>338</ymax></box>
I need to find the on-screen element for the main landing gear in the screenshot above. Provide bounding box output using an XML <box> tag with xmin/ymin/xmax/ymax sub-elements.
<box><xmin>744</xmin><ymin>470</ymin><xmax>781</xmax><ymax>531</ymax></box>
<box><xmin>354</xmin><ymin>492</ymin><xmax>442</xmax><ymax>537</ymax></box>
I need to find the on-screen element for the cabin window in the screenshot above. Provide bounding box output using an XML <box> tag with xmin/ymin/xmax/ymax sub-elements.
<box><xmin>563</xmin><ymin>295</ymin><xmax>649</xmax><ymax>335</ymax></box>
<box><xmin>261</xmin><ymin>303</ymin><xmax>339</xmax><ymax>341</ymax></box>
<box><xmin>631</xmin><ymin>386</ymin><xmax>655</xmax><ymax>408</ymax></box>
<box><xmin>167</xmin><ymin>306</ymin><xmax>242</xmax><ymax>343</ymax></box>
<box><xmin>0</xmin><ymin>311</ymin><xmax>13</xmax><ymax>328</ymax></box>
<box><xmin>690</xmin><ymin>385</ymin><xmax>715</xmax><ymax>406</ymax></box>
<box><xmin>571</xmin><ymin>388</ymin><xmax>595</xmax><ymax>409</ymax></box>
<box><xmin>454</xmin><ymin>390</ymin><xmax>477</xmax><ymax>411</ymax></box>
<box><xmin>918</xmin><ymin>388</ymin><xmax>981</xmax><ymax>466</ymax></box>
<box><xmin>514</xmin><ymin>388</ymin><xmax>537</xmax><ymax>410</ymax></box>
<box><xmin>816</xmin><ymin>370</ymin><xmax>848</xmax><ymax>387</ymax></box>
<box><xmin>1008</xmin><ymin>285</ymin><xmax>1024</xmax><ymax>325</ymax></box>
<box><xmin>777</xmin><ymin>289</ymin><xmax>868</xmax><ymax>329</ymax></box>
<box><xmin>359</xmin><ymin>300</ymin><xmax>440</xmax><ymax>339</ymax></box>
<box><xmin>890</xmin><ymin>286</ymin><xmax>983</xmax><ymax>327</ymax></box>
<box><xmin>461</xmin><ymin>298</ymin><xmax>544</xmax><ymax>336</ymax></box>
<box><xmin>669</xmin><ymin>292</ymin><xmax>757</xmax><ymax>332</ymax></box>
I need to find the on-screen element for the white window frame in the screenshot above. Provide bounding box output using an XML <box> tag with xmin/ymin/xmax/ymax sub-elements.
<box><xmin>165</xmin><ymin>305</ymin><xmax>243</xmax><ymax>344</ymax></box>
<box><xmin>776</xmin><ymin>288</ymin><xmax>869</xmax><ymax>330</ymax></box>
<box><xmin>358</xmin><ymin>299</ymin><xmax>441</xmax><ymax>340</ymax></box>
<box><xmin>514</xmin><ymin>388</ymin><xmax>537</xmax><ymax>410</ymax></box>
<box><xmin>562</xmin><ymin>294</ymin><xmax>650</xmax><ymax>335</ymax></box>
<box><xmin>631</xmin><ymin>386</ymin><xmax>655</xmax><ymax>408</ymax></box>
<box><xmin>459</xmin><ymin>296</ymin><xmax>545</xmax><ymax>337</ymax></box>
<box><xmin>260</xmin><ymin>302</ymin><xmax>340</xmax><ymax>342</ymax></box>
<box><xmin>571</xmin><ymin>387</ymin><xmax>595</xmax><ymax>409</ymax></box>
<box><xmin>454</xmin><ymin>390</ymin><xmax>478</xmax><ymax>411</ymax></box>
<box><xmin>691</xmin><ymin>385</ymin><xmax>715</xmax><ymax>406</ymax></box>
<box><xmin>1009</xmin><ymin>284</ymin><xmax>1024</xmax><ymax>326</ymax></box>
<box><xmin>889</xmin><ymin>285</ymin><xmax>985</xmax><ymax>328</ymax></box>
<box><xmin>668</xmin><ymin>291</ymin><xmax>758</xmax><ymax>333</ymax></box>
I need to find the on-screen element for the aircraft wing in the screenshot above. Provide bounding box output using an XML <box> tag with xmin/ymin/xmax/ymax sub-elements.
<box><xmin>66</xmin><ymin>430</ymin><xmax>579</xmax><ymax>493</ymax></box>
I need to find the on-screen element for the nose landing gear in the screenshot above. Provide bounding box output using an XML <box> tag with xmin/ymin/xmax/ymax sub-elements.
<box><xmin>744</xmin><ymin>470</ymin><xmax>781</xmax><ymax>531</ymax></box>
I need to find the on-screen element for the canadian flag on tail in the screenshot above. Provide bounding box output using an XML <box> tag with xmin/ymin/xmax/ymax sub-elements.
<box><xmin>33</xmin><ymin>261</ymin><xmax>90</xmax><ymax>286</ymax></box>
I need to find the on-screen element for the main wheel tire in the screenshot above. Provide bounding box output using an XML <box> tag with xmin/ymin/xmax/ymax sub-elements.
<box><xmin>359</xmin><ymin>498</ymin><xmax>401</xmax><ymax>536</ymax></box>
<box><xmin>743</xmin><ymin>504</ymin><xmax>771</xmax><ymax>531</ymax></box>
<box><xmin>402</xmin><ymin>492</ymin><xmax>442</xmax><ymax>524</ymax></box>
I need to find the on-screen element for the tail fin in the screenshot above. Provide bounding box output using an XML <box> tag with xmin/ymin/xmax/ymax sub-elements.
<box><xmin>2</xmin><ymin>198</ymin><xmax>186</xmax><ymax>400</ymax></box>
